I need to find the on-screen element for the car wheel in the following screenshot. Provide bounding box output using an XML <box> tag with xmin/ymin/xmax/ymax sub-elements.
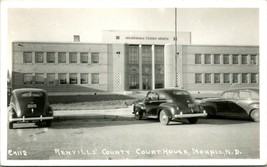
<box><xmin>134</xmin><ymin>108</ymin><xmax>143</xmax><ymax>120</ymax></box>
<box><xmin>250</xmin><ymin>109</ymin><xmax>259</xmax><ymax>122</ymax></box>
<box><xmin>46</xmin><ymin>120</ymin><xmax>52</xmax><ymax>127</ymax></box>
<box><xmin>188</xmin><ymin>118</ymin><xmax>198</xmax><ymax>124</ymax></box>
<box><xmin>159</xmin><ymin>110</ymin><xmax>170</xmax><ymax>125</ymax></box>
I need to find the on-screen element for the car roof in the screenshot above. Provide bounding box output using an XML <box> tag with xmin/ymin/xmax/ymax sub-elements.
<box><xmin>12</xmin><ymin>88</ymin><xmax>47</xmax><ymax>94</ymax></box>
<box><xmin>152</xmin><ymin>88</ymin><xmax>189</xmax><ymax>93</ymax></box>
<box><xmin>224</xmin><ymin>87</ymin><xmax>259</xmax><ymax>93</ymax></box>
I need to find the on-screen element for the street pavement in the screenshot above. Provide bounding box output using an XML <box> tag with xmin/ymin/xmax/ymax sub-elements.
<box><xmin>53</xmin><ymin>105</ymin><xmax>134</xmax><ymax>121</ymax></box>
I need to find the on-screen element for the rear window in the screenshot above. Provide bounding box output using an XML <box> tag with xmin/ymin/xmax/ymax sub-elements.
<box><xmin>21</xmin><ymin>92</ymin><xmax>43</xmax><ymax>97</ymax></box>
<box><xmin>173</xmin><ymin>91</ymin><xmax>190</xmax><ymax>96</ymax></box>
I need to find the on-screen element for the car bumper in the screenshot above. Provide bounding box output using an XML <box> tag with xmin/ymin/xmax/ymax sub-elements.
<box><xmin>9</xmin><ymin>116</ymin><xmax>54</xmax><ymax>123</ymax></box>
<box><xmin>174</xmin><ymin>111</ymin><xmax>207</xmax><ymax>119</ymax></box>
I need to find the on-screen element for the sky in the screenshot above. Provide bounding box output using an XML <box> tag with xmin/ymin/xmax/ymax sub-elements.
<box><xmin>8</xmin><ymin>8</ymin><xmax>259</xmax><ymax>46</ymax></box>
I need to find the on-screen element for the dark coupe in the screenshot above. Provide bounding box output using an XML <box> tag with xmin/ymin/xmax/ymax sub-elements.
<box><xmin>199</xmin><ymin>88</ymin><xmax>259</xmax><ymax>121</ymax></box>
<box><xmin>133</xmin><ymin>88</ymin><xmax>207</xmax><ymax>125</ymax></box>
<box><xmin>8</xmin><ymin>88</ymin><xmax>54</xmax><ymax>129</ymax></box>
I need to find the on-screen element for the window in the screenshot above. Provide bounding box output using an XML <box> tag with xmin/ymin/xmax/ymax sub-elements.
<box><xmin>23</xmin><ymin>73</ymin><xmax>32</xmax><ymax>84</ymax></box>
<box><xmin>239</xmin><ymin>91</ymin><xmax>250</xmax><ymax>99</ymax></box>
<box><xmin>92</xmin><ymin>73</ymin><xmax>99</xmax><ymax>84</ymax></box>
<box><xmin>81</xmin><ymin>73</ymin><xmax>88</xmax><ymax>84</ymax></box>
<box><xmin>116</xmin><ymin>36</ymin><xmax>120</xmax><ymax>40</ymax></box>
<box><xmin>223</xmin><ymin>54</ymin><xmax>230</xmax><ymax>64</ymax></box>
<box><xmin>195</xmin><ymin>54</ymin><xmax>201</xmax><ymax>64</ymax></box>
<box><xmin>58</xmin><ymin>52</ymin><xmax>66</xmax><ymax>63</ymax></box>
<box><xmin>69</xmin><ymin>73</ymin><xmax>78</xmax><ymax>84</ymax></box>
<box><xmin>233</xmin><ymin>73</ymin><xmax>239</xmax><ymax>83</ymax></box>
<box><xmin>251</xmin><ymin>73</ymin><xmax>258</xmax><ymax>83</ymax></box>
<box><xmin>222</xmin><ymin>92</ymin><xmax>235</xmax><ymax>99</ymax></box>
<box><xmin>35</xmin><ymin>73</ymin><xmax>44</xmax><ymax>84</ymax></box>
<box><xmin>47</xmin><ymin>73</ymin><xmax>55</xmax><ymax>85</ymax></box>
<box><xmin>195</xmin><ymin>73</ymin><xmax>202</xmax><ymax>84</ymax></box>
<box><xmin>204</xmin><ymin>54</ymin><xmax>211</xmax><ymax>64</ymax></box>
<box><xmin>35</xmin><ymin>52</ymin><xmax>44</xmax><ymax>63</ymax></box>
<box><xmin>23</xmin><ymin>52</ymin><xmax>32</xmax><ymax>63</ymax></box>
<box><xmin>214</xmin><ymin>54</ymin><xmax>220</xmax><ymax>64</ymax></box>
<box><xmin>69</xmin><ymin>52</ymin><xmax>77</xmax><ymax>63</ymax></box>
<box><xmin>250</xmin><ymin>55</ymin><xmax>257</xmax><ymax>65</ymax></box>
<box><xmin>80</xmin><ymin>52</ymin><xmax>88</xmax><ymax>63</ymax></box>
<box><xmin>242</xmin><ymin>73</ymin><xmax>248</xmax><ymax>83</ymax></box>
<box><xmin>59</xmin><ymin>73</ymin><xmax>67</xmax><ymax>84</ymax></box>
<box><xmin>232</xmin><ymin>54</ymin><xmax>239</xmax><ymax>64</ymax></box>
<box><xmin>205</xmin><ymin>73</ymin><xmax>211</xmax><ymax>83</ymax></box>
<box><xmin>223</xmin><ymin>73</ymin><xmax>230</xmax><ymax>83</ymax></box>
<box><xmin>91</xmin><ymin>53</ymin><xmax>99</xmax><ymax>64</ymax></box>
<box><xmin>47</xmin><ymin>52</ymin><xmax>55</xmax><ymax>63</ymax></box>
<box><xmin>242</xmin><ymin>55</ymin><xmax>248</xmax><ymax>64</ymax></box>
<box><xmin>214</xmin><ymin>73</ymin><xmax>221</xmax><ymax>83</ymax></box>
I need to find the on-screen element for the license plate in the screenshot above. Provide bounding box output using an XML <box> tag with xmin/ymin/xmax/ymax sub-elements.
<box><xmin>27</xmin><ymin>104</ymin><xmax>37</xmax><ymax>108</ymax></box>
<box><xmin>188</xmin><ymin>103</ymin><xmax>194</xmax><ymax>107</ymax></box>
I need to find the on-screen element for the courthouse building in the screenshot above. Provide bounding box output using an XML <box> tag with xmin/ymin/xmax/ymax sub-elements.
<box><xmin>11</xmin><ymin>30</ymin><xmax>259</xmax><ymax>93</ymax></box>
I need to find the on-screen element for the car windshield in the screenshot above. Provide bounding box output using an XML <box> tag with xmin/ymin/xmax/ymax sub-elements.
<box><xmin>21</xmin><ymin>92</ymin><xmax>43</xmax><ymax>97</ymax></box>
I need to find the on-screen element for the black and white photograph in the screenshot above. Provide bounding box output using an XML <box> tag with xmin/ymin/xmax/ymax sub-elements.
<box><xmin>1</xmin><ymin>0</ymin><xmax>267</xmax><ymax>166</ymax></box>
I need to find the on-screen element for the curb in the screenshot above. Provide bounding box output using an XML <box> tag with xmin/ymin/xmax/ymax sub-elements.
<box><xmin>53</xmin><ymin>115</ymin><xmax>135</xmax><ymax>121</ymax></box>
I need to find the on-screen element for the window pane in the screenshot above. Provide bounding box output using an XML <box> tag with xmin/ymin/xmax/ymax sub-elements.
<box><xmin>81</xmin><ymin>73</ymin><xmax>88</xmax><ymax>84</ymax></box>
<box><xmin>214</xmin><ymin>54</ymin><xmax>220</xmax><ymax>64</ymax></box>
<box><xmin>91</xmin><ymin>53</ymin><xmax>99</xmax><ymax>64</ymax></box>
<box><xmin>69</xmin><ymin>73</ymin><xmax>78</xmax><ymax>84</ymax></box>
<box><xmin>91</xmin><ymin>73</ymin><xmax>99</xmax><ymax>84</ymax></box>
<box><xmin>35</xmin><ymin>52</ymin><xmax>44</xmax><ymax>63</ymax></box>
<box><xmin>69</xmin><ymin>52</ymin><xmax>77</xmax><ymax>63</ymax></box>
<box><xmin>80</xmin><ymin>52</ymin><xmax>88</xmax><ymax>63</ymax></box>
<box><xmin>232</xmin><ymin>54</ymin><xmax>239</xmax><ymax>64</ymax></box>
<box><xmin>58</xmin><ymin>52</ymin><xmax>66</xmax><ymax>63</ymax></box>
<box><xmin>251</xmin><ymin>73</ymin><xmax>258</xmax><ymax>83</ymax></box>
<box><xmin>214</xmin><ymin>73</ymin><xmax>221</xmax><ymax>83</ymax></box>
<box><xmin>47</xmin><ymin>52</ymin><xmax>55</xmax><ymax>63</ymax></box>
<box><xmin>223</xmin><ymin>73</ymin><xmax>230</xmax><ymax>83</ymax></box>
<box><xmin>23</xmin><ymin>52</ymin><xmax>32</xmax><ymax>63</ymax></box>
<box><xmin>35</xmin><ymin>73</ymin><xmax>44</xmax><ymax>84</ymax></box>
<box><xmin>204</xmin><ymin>54</ymin><xmax>211</xmax><ymax>64</ymax></box>
<box><xmin>195</xmin><ymin>73</ymin><xmax>202</xmax><ymax>83</ymax></box>
<box><xmin>242</xmin><ymin>73</ymin><xmax>248</xmax><ymax>83</ymax></box>
<box><xmin>205</xmin><ymin>73</ymin><xmax>211</xmax><ymax>83</ymax></box>
<box><xmin>195</xmin><ymin>54</ymin><xmax>201</xmax><ymax>64</ymax></box>
<box><xmin>242</xmin><ymin>55</ymin><xmax>248</xmax><ymax>64</ymax></box>
<box><xmin>223</xmin><ymin>54</ymin><xmax>229</xmax><ymax>64</ymax></box>
<box><xmin>59</xmin><ymin>73</ymin><xmax>67</xmax><ymax>84</ymax></box>
<box><xmin>47</xmin><ymin>73</ymin><xmax>55</xmax><ymax>85</ymax></box>
<box><xmin>233</xmin><ymin>73</ymin><xmax>239</xmax><ymax>83</ymax></box>
<box><xmin>23</xmin><ymin>73</ymin><xmax>32</xmax><ymax>84</ymax></box>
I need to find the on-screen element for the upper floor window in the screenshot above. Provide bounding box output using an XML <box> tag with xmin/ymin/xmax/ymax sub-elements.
<box><xmin>250</xmin><ymin>55</ymin><xmax>257</xmax><ymax>65</ymax></box>
<box><xmin>242</xmin><ymin>73</ymin><xmax>248</xmax><ymax>83</ymax></box>
<box><xmin>195</xmin><ymin>73</ymin><xmax>202</xmax><ymax>83</ymax></box>
<box><xmin>233</xmin><ymin>73</ymin><xmax>239</xmax><ymax>83</ymax></box>
<box><xmin>58</xmin><ymin>52</ymin><xmax>66</xmax><ymax>63</ymax></box>
<box><xmin>223</xmin><ymin>73</ymin><xmax>230</xmax><ymax>83</ymax></box>
<box><xmin>23</xmin><ymin>52</ymin><xmax>32</xmax><ymax>63</ymax></box>
<box><xmin>214</xmin><ymin>73</ymin><xmax>221</xmax><ymax>83</ymax></box>
<box><xmin>205</xmin><ymin>73</ymin><xmax>211</xmax><ymax>83</ymax></box>
<box><xmin>204</xmin><ymin>54</ymin><xmax>211</xmax><ymax>64</ymax></box>
<box><xmin>214</xmin><ymin>54</ymin><xmax>220</xmax><ymax>64</ymax></box>
<box><xmin>251</xmin><ymin>73</ymin><xmax>258</xmax><ymax>83</ymax></box>
<box><xmin>241</xmin><ymin>55</ymin><xmax>248</xmax><ymax>64</ymax></box>
<box><xmin>69</xmin><ymin>52</ymin><xmax>77</xmax><ymax>63</ymax></box>
<box><xmin>223</xmin><ymin>54</ymin><xmax>230</xmax><ymax>64</ymax></box>
<box><xmin>35</xmin><ymin>52</ymin><xmax>44</xmax><ymax>63</ymax></box>
<box><xmin>47</xmin><ymin>52</ymin><xmax>55</xmax><ymax>63</ymax></box>
<box><xmin>91</xmin><ymin>53</ymin><xmax>99</xmax><ymax>64</ymax></box>
<box><xmin>195</xmin><ymin>54</ymin><xmax>201</xmax><ymax>64</ymax></box>
<box><xmin>80</xmin><ymin>52</ymin><xmax>88</xmax><ymax>63</ymax></box>
<box><xmin>232</xmin><ymin>54</ymin><xmax>239</xmax><ymax>64</ymax></box>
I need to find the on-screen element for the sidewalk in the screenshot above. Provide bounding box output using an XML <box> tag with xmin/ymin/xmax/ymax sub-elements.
<box><xmin>53</xmin><ymin>105</ymin><xmax>134</xmax><ymax>121</ymax></box>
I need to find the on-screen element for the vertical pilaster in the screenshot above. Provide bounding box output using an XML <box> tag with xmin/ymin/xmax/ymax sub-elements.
<box><xmin>139</xmin><ymin>44</ymin><xmax>142</xmax><ymax>90</ymax></box>
<box><xmin>152</xmin><ymin>45</ymin><xmax>155</xmax><ymax>90</ymax></box>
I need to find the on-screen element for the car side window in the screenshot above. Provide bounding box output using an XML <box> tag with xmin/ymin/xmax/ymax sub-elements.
<box><xmin>239</xmin><ymin>91</ymin><xmax>251</xmax><ymax>99</ymax></box>
<box><xmin>158</xmin><ymin>93</ymin><xmax>166</xmax><ymax>100</ymax></box>
<box><xmin>147</xmin><ymin>92</ymin><xmax>158</xmax><ymax>101</ymax></box>
<box><xmin>222</xmin><ymin>92</ymin><xmax>235</xmax><ymax>99</ymax></box>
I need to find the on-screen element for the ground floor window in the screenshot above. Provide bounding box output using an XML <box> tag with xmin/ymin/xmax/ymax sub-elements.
<box><xmin>214</xmin><ymin>73</ymin><xmax>221</xmax><ymax>83</ymax></box>
<box><xmin>35</xmin><ymin>73</ymin><xmax>44</xmax><ymax>84</ymax></box>
<box><xmin>81</xmin><ymin>73</ymin><xmax>88</xmax><ymax>84</ymax></box>
<box><xmin>242</xmin><ymin>73</ymin><xmax>248</xmax><ymax>83</ymax></box>
<box><xmin>23</xmin><ymin>73</ymin><xmax>33</xmax><ymax>84</ymax></box>
<box><xmin>195</xmin><ymin>73</ymin><xmax>202</xmax><ymax>83</ymax></box>
<box><xmin>91</xmin><ymin>73</ymin><xmax>99</xmax><ymax>84</ymax></box>
<box><xmin>47</xmin><ymin>73</ymin><xmax>55</xmax><ymax>85</ymax></box>
<box><xmin>223</xmin><ymin>73</ymin><xmax>230</xmax><ymax>83</ymax></box>
<box><xmin>251</xmin><ymin>73</ymin><xmax>258</xmax><ymax>83</ymax></box>
<box><xmin>205</xmin><ymin>73</ymin><xmax>211</xmax><ymax>83</ymax></box>
<box><xmin>69</xmin><ymin>73</ymin><xmax>78</xmax><ymax>84</ymax></box>
<box><xmin>59</xmin><ymin>73</ymin><xmax>67</xmax><ymax>84</ymax></box>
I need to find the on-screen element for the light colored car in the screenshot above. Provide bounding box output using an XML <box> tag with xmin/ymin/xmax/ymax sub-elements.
<box><xmin>8</xmin><ymin>88</ymin><xmax>54</xmax><ymax>129</ymax></box>
<box><xmin>199</xmin><ymin>88</ymin><xmax>259</xmax><ymax>121</ymax></box>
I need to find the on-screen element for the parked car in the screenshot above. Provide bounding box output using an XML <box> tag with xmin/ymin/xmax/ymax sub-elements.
<box><xmin>8</xmin><ymin>88</ymin><xmax>54</xmax><ymax>129</ymax></box>
<box><xmin>133</xmin><ymin>88</ymin><xmax>207</xmax><ymax>125</ymax></box>
<box><xmin>199</xmin><ymin>88</ymin><xmax>259</xmax><ymax>121</ymax></box>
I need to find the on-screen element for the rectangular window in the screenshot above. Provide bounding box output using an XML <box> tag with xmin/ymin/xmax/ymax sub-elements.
<box><xmin>58</xmin><ymin>52</ymin><xmax>66</xmax><ymax>63</ymax></box>
<box><xmin>223</xmin><ymin>54</ymin><xmax>230</xmax><ymax>64</ymax></box>
<box><xmin>59</xmin><ymin>73</ymin><xmax>67</xmax><ymax>84</ymax></box>
<box><xmin>23</xmin><ymin>52</ymin><xmax>32</xmax><ymax>63</ymax></box>
<box><xmin>47</xmin><ymin>73</ymin><xmax>55</xmax><ymax>85</ymax></box>
<box><xmin>250</xmin><ymin>55</ymin><xmax>257</xmax><ymax>65</ymax></box>
<box><xmin>233</xmin><ymin>73</ymin><xmax>239</xmax><ymax>83</ymax></box>
<box><xmin>214</xmin><ymin>54</ymin><xmax>220</xmax><ymax>64</ymax></box>
<box><xmin>80</xmin><ymin>52</ymin><xmax>88</xmax><ymax>63</ymax></box>
<box><xmin>91</xmin><ymin>53</ymin><xmax>99</xmax><ymax>64</ymax></box>
<box><xmin>232</xmin><ymin>54</ymin><xmax>239</xmax><ymax>64</ymax></box>
<box><xmin>80</xmin><ymin>73</ymin><xmax>88</xmax><ymax>84</ymax></box>
<box><xmin>195</xmin><ymin>73</ymin><xmax>202</xmax><ymax>84</ymax></box>
<box><xmin>69</xmin><ymin>73</ymin><xmax>78</xmax><ymax>84</ymax></box>
<box><xmin>242</xmin><ymin>73</ymin><xmax>248</xmax><ymax>83</ymax></box>
<box><xmin>35</xmin><ymin>52</ymin><xmax>44</xmax><ymax>63</ymax></box>
<box><xmin>205</xmin><ymin>73</ymin><xmax>211</xmax><ymax>83</ymax></box>
<box><xmin>214</xmin><ymin>73</ymin><xmax>221</xmax><ymax>83</ymax></box>
<box><xmin>195</xmin><ymin>54</ymin><xmax>201</xmax><ymax>64</ymax></box>
<box><xmin>223</xmin><ymin>73</ymin><xmax>230</xmax><ymax>83</ymax></box>
<box><xmin>47</xmin><ymin>52</ymin><xmax>55</xmax><ymax>63</ymax></box>
<box><xmin>91</xmin><ymin>73</ymin><xmax>99</xmax><ymax>84</ymax></box>
<box><xmin>35</xmin><ymin>73</ymin><xmax>44</xmax><ymax>84</ymax></box>
<box><xmin>23</xmin><ymin>73</ymin><xmax>32</xmax><ymax>84</ymax></box>
<box><xmin>69</xmin><ymin>52</ymin><xmax>77</xmax><ymax>63</ymax></box>
<box><xmin>251</xmin><ymin>73</ymin><xmax>258</xmax><ymax>83</ymax></box>
<box><xmin>242</xmin><ymin>55</ymin><xmax>248</xmax><ymax>64</ymax></box>
<box><xmin>204</xmin><ymin>54</ymin><xmax>211</xmax><ymax>64</ymax></box>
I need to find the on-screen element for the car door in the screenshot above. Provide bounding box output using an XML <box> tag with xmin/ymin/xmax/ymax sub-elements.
<box><xmin>234</xmin><ymin>90</ymin><xmax>254</xmax><ymax>118</ymax></box>
<box><xmin>145</xmin><ymin>92</ymin><xmax>161</xmax><ymax>116</ymax></box>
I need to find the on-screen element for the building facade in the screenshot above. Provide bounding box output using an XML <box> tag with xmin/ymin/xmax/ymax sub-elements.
<box><xmin>11</xmin><ymin>30</ymin><xmax>259</xmax><ymax>93</ymax></box>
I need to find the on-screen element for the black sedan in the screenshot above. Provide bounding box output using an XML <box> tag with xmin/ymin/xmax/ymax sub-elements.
<box><xmin>199</xmin><ymin>88</ymin><xmax>259</xmax><ymax>121</ymax></box>
<box><xmin>133</xmin><ymin>88</ymin><xmax>207</xmax><ymax>125</ymax></box>
<box><xmin>8</xmin><ymin>88</ymin><xmax>54</xmax><ymax>129</ymax></box>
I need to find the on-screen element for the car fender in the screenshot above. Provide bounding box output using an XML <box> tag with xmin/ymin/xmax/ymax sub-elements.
<box><xmin>199</xmin><ymin>102</ymin><xmax>217</xmax><ymax>115</ymax></box>
<box><xmin>247</xmin><ymin>102</ymin><xmax>259</xmax><ymax>113</ymax></box>
<box><xmin>133</xmin><ymin>103</ymin><xmax>146</xmax><ymax>113</ymax></box>
<box><xmin>157</xmin><ymin>103</ymin><xmax>175</xmax><ymax>118</ymax></box>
